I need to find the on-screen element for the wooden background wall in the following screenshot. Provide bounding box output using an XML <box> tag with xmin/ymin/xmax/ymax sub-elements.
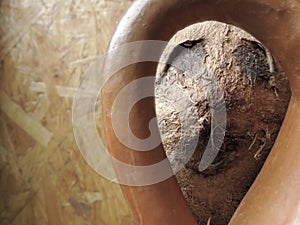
<box><xmin>0</xmin><ymin>0</ymin><xmax>136</xmax><ymax>224</ymax></box>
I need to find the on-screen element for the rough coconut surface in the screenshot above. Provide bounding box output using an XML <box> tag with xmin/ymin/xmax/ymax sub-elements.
<box><xmin>155</xmin><ymin>21</ymin><xmax>291</xmax><ymax>225</ymax></box>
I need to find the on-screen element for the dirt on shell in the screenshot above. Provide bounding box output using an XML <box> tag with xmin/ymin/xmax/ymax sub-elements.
<box><xmin>155</xmin><ymin>21</ymin><xmax>291</xmax><ymax>225</ymax></box>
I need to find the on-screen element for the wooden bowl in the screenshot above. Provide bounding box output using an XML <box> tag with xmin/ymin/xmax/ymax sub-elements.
<box><xmin>101</xmin><ymin>1</ymin><xmax>300</xmax><ymax>224</ymax></box>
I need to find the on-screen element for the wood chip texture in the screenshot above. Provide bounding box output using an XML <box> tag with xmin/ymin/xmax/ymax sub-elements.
<box><xmin>0</xmin><ymin>1</ymin><xmax>135</xmax><ymax>225</ymax></box>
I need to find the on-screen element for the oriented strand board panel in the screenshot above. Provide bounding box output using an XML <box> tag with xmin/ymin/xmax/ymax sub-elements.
<box><xmin>0</xmin><ymin>0</ymin><xmax>135</xmax><ymax>224</ymax></box>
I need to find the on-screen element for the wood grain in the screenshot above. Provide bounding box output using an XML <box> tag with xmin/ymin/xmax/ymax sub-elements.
<box><xmin>0</xmin><ymin>1</ymin><xmax>135</xmax><ymax>224</ymax></box>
